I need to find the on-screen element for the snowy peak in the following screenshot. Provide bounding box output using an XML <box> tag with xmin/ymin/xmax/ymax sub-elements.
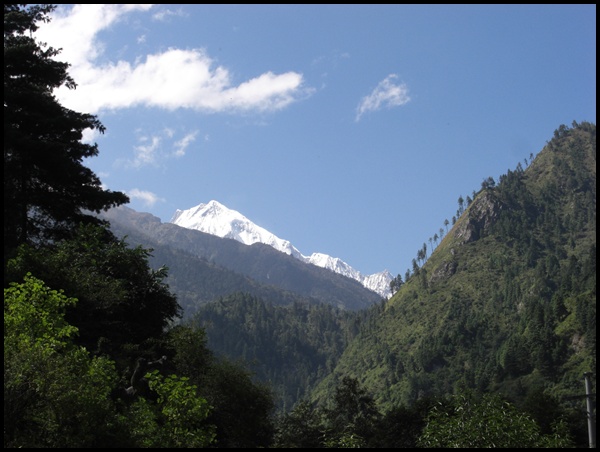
<box><xmin>171</xmin><ymin>200</ymin><xmax>304</xmax><ymax>259</ymax></box>
<box><xmin>170</xmin><ymin>200</ymin><xmax>392</xmax><ymax>298</ymax></box>
<box><xmin>363</xmin><ymin>270</ymin><xmax>393</xmax><ymax>296</ymax></box>
<box><xmin>307</xmin><ymin>253</ymin><xmax>363</xmax><ymax>281</ymax></box>
<box><xmin>307</xmin><ymin>253</ymin><xmax>392</xmax><ymax>298</ymax></box>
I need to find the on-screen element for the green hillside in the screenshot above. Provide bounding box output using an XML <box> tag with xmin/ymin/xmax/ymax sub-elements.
<box><xmin>191</xmin><ymin>293</ymin><xmax>365</xmax><ymax>412</ymax></box>
<box><xmin>311</xmin><ymin>121</ymin><xmax>596</xmax><ymax>414</ymax></box>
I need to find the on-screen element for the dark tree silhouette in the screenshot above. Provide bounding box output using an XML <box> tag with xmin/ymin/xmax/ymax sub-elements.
<box><xmin>126</xmin><ymin>355</ymin><xmax>168</xmax><ymax>397</ymax></box>
<box><xmin>4</xmin><ymin>4</ymin><xmax>128</xmax><ymax>269</ymax></box>
<box><xmin>457</xmin><ymin>195</ymin><xmax>465</xmax><ymax>215</ymax></box>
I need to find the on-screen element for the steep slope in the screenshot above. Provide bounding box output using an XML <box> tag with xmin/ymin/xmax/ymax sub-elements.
<box><xmin>311</xmin><ymin>121</ymin><xmax>596</xmax><ymax>413</ymax></box>
<box><xmin>171</xmin><ymin>200</ymin><xmax>393</xmax><ymax>298</ymax></box>
<box><xmin>101</xmin><ymin>206</ymin><xmax>382</xmax><ymax>312</ymax></box>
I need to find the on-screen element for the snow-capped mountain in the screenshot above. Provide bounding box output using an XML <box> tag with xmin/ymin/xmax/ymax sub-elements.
<box><xmin>170</xmin><ymin>200</ymin><xmax>392</xmax><ymax>298</ymax></box>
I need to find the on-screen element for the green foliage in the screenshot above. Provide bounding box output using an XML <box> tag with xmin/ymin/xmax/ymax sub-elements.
<box><xmin>417</xmin><ymin>391</ymin><xmax>575</xmax><ymax>448</ymax></box>
<box><xmin>167</xmin><ymin>324</ymin><xmax>213</xmax><ymax>378</ymax></box>
<box><xmin>126</xmin><ymin>371</ymin><xmax>216</xmax><ymax>448</ymax></box>
<box><xmin>4</xmin><ymin>274</ymin><xmax>120</xmax><ymax>447</ymax></box>
<box><xmin>202</xmin><ymin>359</ymin><xmax>276</xmax><ymax>448</ymax></box>
<box><xmin>324</xmin><ymin>431</ymin><xmax>366</xmax><ymax>448</ymax></box>
<box><xmin>274</xmin><ymin>377</ymin><xmax>382</xmax><ymax>448</ymax></box>
<box><xmin>6</xmin><ymin>224</ymin><xmax>181</xmax><ymax>359</ymax></box>
<box><xmin>4</xmin><ymin>274</ymin><xmax>219</xmax><ymax>448</ymax></box>
<box><xmin>321</xmin><ymin>376</ymin><xmax>380</xmax><ymax>447</ymax></box>
<box><xmin>276</xmin><ymin>381</ymin><xmax>575</xmax><ymax>449</ymax></box>
<box><xmin>167</xmin><ymin>324</ymin><xmax>276</xmax><ymax>448</ymax></box>
<box><xmin>194</xmin><ymin>293</ymin><xmax>364</xmax><ymax>411</ymax></box>
<box><xmin>4</xmin><ymin>272</ymin><xmax>78</xmax><ymax>347</ymax></box>
<box><xmin>4</xmin><ymin>272</ymin><xmax>273</xmax><ymax>448</ymax></box>
<box><xmin>369</xmin><ymin>397</ymin><xmax>435</xmax><ymax>448</ymax></box>
<box><xmin>273</xmin><ymin>400</ymin><xmax>325</xmax><ymax>448</ymax></box>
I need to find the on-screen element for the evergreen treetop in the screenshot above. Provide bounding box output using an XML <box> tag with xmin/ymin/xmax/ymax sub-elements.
<box><xmin>4</xmin><ymin>4</ymin><xmax>128</xmax><ymax>269</ymax></box>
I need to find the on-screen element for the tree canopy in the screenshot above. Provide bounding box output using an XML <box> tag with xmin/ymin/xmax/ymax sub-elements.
<box><xmin>4</xmin><ymin>274</ymin><xmax>216</xmax><ymax>448</ymax></box>
<box><xmin>418</xmin><ymin>391</ymin><xmax>574</xmax><ymax>448</ymax></box>
<box><xmin>6</xmin><ymin>224</ymin><xmax>182</xmax><ymax>358</ymax></box>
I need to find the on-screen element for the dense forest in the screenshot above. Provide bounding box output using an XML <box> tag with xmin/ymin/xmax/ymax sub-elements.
<box><xmin>4</xmin><ymin>4</ymin><xmax>595</xmax><ymax>448</ymax></box>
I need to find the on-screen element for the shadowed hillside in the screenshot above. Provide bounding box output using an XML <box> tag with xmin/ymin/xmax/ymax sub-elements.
<box><xmin>101</xmin><ymin>206</ymin><xmax>382</xmax><ymax>314</ymax></box>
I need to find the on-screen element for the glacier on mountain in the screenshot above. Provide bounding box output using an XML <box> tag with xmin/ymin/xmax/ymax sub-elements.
<box><xmin>170</xmin><ymin>200</ymin><xmax>392</xmax><ymax>298</ymax></box>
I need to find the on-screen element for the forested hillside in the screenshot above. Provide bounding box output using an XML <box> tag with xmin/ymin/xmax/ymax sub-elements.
<box><xmin>309</xmin><ymin>120</ymin><xmax>596</xmax><ymax>432</ymax></box>
<box><xmin>191</xmin><ymin>293</ymin><xmax>369</xmax><ymax>411</ymax></box>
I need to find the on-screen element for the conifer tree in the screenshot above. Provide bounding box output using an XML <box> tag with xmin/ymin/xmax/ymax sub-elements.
<box><xmin>4</xmin><ymin>4</ymin><xmax>128</xmax><ymax>268</ymax></box>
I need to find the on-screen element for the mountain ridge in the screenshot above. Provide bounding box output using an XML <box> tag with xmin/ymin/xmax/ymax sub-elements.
<box><xmin>170</xmin><ymin>200</ymin><xmax>392</xmax><ymax>298</ymax></box>
<box><xmin>100</xmin><ymin>205</ymin><xmax>383</xmax><ymax>312</ymax></box>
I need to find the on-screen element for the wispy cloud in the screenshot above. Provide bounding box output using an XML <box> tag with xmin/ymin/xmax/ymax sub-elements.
<box><xmin>121</xmin><ymin>128</ymin><xmax>199</xmax><ymax>168</ymax></box>
<box><xmin>126</xmin><ymin>188</ymin><xmax>165</xmax><ymax>207</ymax></box>
<box><xmin>355</xmin><ymin>74</ymin><xmax>410</xmax><ymax>122</ymax></box>
<box><xmin>152</xmin><ymin>6</ymin><xmax>188</xmax><ymax>22</ymax></box>
<box><xmin>35</xmin><ymin>4</ymin><xmax>312</xmax><ymax>114</ymax></box>
<box><xmin>132</xmin><ymin>135</ymin><xmax>162</xmax><ymax>168</ymax></box>
<box><xmin>173</xmin><ymin>132</ymin><xmax>198</xmax><ymax>157</ymax></box>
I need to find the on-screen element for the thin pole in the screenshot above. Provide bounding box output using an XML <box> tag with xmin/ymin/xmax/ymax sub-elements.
<box><xmin>584</xmin><ymin>372</ymin><xmax>596</xmax><ymax>448</ymax></box>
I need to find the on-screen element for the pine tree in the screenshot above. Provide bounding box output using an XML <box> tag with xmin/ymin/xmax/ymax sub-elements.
<box><xmin>4</xmin><ymin>4</ymin><xmax>128</xmax><ymax>267</ymax></box>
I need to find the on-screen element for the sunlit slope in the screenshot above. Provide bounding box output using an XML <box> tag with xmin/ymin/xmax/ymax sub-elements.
<box><xmin>312</xmin><ymin>122</ymin><xmax>596</xmax><ymax>411</ymax></box>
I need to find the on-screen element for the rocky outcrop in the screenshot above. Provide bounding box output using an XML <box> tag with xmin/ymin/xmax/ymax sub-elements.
<box><xmin>429</xmin><ymin>259</ymin><xmax>458</xmax><ymax>285</ymax></box>
<box><xmin>454</xmin><ymin>191</ymin><xmax>503</xmax><ymax>244</ymax></box>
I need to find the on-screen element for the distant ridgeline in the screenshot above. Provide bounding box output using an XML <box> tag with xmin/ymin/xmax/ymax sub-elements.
<box><xmin>169</xmin><ymin>200</ymin><xmax>393</xmax><ymax>298</ymax></box>
<box><xmin>101</xmin><ymin>205</ymin><xmax>383</xmax><ymax>315</ymax></box>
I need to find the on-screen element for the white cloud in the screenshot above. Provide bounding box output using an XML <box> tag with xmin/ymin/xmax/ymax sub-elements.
<box><xmin>125</xmin><ymin>128</ymin><xmax>199</xmax><ymax>168</ymax></box>
<box><xmin>36</xmin><ymin>5</ymin><xmax>153</xmax><ymax>67</ymax></box>
<box><xmin>81</xmin><ymin>127</ymin><xmax>102</xmax><ymax>144</ymax></box>
<box><xmin>35</xmin><ymin>4</ymin><xmax>310</xmax><ymax>114</ymax></box>
<box><xmin>127</xmin><ymin>188</ymin><xmax>164</xmax><ymax>207</ymax></box>
<box><xmin>152</xmin><ymin>7</ymin><xmax>187</xmax><ymax>22</ymax></box>
<box><xmin>355</xmin><ymin>74</ymin><xmax>410</xmax><ymax>122</ymax></box>
<box><xmin>173</xmin><ymin>132</ymin><xmax>198</xmax><ymax>158</ymax></box>
<box><xmin>132</xmin><ymin>135</ymin><xmax>162</xmax><ymax>168</ymax></box>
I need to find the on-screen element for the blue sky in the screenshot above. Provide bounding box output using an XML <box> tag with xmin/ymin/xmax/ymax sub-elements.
<box><xmin>36</xmin><ymin>4</ymin><xmax>596</xmax><ymax>277</ymax></box>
